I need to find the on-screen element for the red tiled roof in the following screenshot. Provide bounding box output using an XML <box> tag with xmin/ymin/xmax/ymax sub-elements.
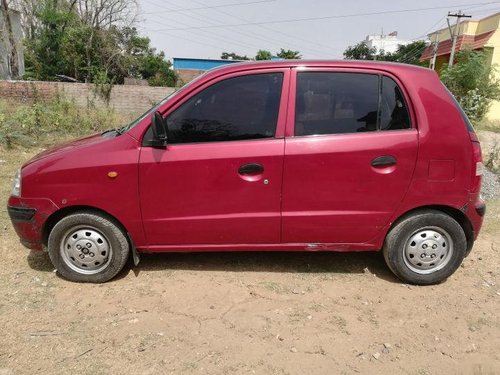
<box><xmin>420</xmin><ymin>30</ymin><xmax>495</xmax><ymax>60</ymax></box>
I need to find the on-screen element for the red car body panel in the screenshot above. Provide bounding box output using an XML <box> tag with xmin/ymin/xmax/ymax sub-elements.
<box><xmin>12</xmin><ymin>134</ymin><xmax>146</xmax><ymax>249</ymax></box>
<box><xmin>139</xmin><ymin>139</ymin><xmax>285</xmax><ymax>245</ymax></box>
<box><xmin>8</xmin><ymin>196</ymin><xmax>59</xmax><ymax>250</ymax></box>
<box><xmin>138</xmin><ymin>68</ymin><xmax>290</xmax><ymax>246</ymax></box>
<box><xmin>7</xmin><ymin>60</ymin><xmax>484</xmax><ymax>254</ymax></box>
<box><xmin>282</xmin><ymin>130</ymin><xmax>418</xmax><ymax>244</ymax></box>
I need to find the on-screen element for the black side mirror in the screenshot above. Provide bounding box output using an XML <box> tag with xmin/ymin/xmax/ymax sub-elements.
<box><xmin>151</xmin><ymin>111</ymin><xmax>168</xmax><ymax>147</ymax></box>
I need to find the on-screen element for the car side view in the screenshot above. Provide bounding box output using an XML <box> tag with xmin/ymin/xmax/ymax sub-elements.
<box><xmin>7</xmin><ymin>60</ymin><xmax>485</xmax><ymax>284</ymax></box>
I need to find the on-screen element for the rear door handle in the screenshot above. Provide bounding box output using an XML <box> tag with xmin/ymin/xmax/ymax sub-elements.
<box><xmin>371</xmin><ymin>155</ymin><xmax>397</xmax><ymax>167</ymax></box>
<box><xmin>238</xmin><ymin>163</ymin><xmax>264</xmax><ymax>175</ymax></box>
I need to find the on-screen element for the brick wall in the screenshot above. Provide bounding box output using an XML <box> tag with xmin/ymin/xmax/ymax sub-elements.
<box><xmin>0</xmin><ymin>80</ymin><xmax>176</xmax><ymax>116</ymax></box>
<box><xmin>176</xmin><ymin>69</ymin><xmax>205</xmax><ymax>84</ymax></box>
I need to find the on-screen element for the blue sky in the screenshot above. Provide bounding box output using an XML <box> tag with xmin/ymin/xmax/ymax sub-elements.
<box><xmin>136</xmin><ymin>0</ymin><xmax>500</xmax><ymax>59</ymax></box>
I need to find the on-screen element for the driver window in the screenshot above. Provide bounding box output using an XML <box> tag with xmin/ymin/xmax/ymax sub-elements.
<box><xmin>166</xmin><ymin>73</ymin><xmax>283</xmax><ymax>144</ymax></box>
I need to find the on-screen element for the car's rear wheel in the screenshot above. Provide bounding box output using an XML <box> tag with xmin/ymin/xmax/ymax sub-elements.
<box><xmin>383</xmin><ymin>210</ymin><xmax>467</xmax><ymax>285</ymax></box>
<box><xmin>48</xmin><ymin>211</ymin><xmax>129</xmax><ymax>283</ymax></box>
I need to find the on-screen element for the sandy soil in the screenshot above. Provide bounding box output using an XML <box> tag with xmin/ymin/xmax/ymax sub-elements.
<box><xmin>0</xmin><ymin>147</ymin><xmax>499</xmax><ymax>375</ymax></box>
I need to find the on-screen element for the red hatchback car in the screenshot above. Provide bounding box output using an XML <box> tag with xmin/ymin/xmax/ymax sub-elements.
<box><xmin>8</xmin><ymin>60</ymin><xmax>485</xmax><ymax>284</ymax></box>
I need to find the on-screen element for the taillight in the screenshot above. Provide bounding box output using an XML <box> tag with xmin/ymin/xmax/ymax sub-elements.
<box><xmin>471</xmin><ymin>139</ymin><xmax>482</xmax><ymax>193</ymax></box>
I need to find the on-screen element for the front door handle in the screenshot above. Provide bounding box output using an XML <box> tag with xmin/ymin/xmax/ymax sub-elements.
<box><xmin>238</xmin><ymin>163</ymin><xmax>264</xmax><ymax>175</ymax></box>
<box><xmin>371</xmin><ymin>155</ymin><xmax>397</xmax><ymax>167</ymax></box>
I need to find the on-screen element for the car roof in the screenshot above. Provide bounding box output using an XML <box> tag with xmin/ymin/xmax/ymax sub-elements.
<box><xmin>205</xmin><ymin>59</ymin><xmax>432</xmax><ymax>76</ymax></box>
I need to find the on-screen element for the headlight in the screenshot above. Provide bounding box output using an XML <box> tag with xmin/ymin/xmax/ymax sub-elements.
<box><xmin>11</xmin><ymin>169</ymin><xmax>21</xmax><ymax>197</ymax></box>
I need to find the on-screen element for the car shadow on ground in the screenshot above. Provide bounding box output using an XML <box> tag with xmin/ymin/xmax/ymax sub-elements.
<box><xmin>27</xmin><ymin>250</ymin><xmax>400</xmax><ymax>284</ymax></box>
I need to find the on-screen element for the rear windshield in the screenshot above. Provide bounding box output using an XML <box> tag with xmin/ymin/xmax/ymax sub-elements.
<box><xmin>442</xmin><ymin>83</ymin><xmax>475</xmax><ymax>132</ymax></box>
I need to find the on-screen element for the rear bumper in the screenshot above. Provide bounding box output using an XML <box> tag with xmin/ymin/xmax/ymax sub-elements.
<box><xmin>463</xmin><ymin>195</ymin><xmax>485</xmax><ymax>257</ymax></box>
<box><xmin>7</xmin><ymin>196</ymin><xmax>59</xmax><ymax>251</ymax></box>
<box><xmin>475</xmin><ymin>201</ymin><xmax>486</xmax><ymax>217</ymax></box>
<box><xmin>467</xmin><ymin>197</ymin><xmax>485</xmax><ymax>240</ymax></box>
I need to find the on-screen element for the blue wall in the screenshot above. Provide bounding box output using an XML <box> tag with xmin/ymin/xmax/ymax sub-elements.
<box><xmin>173</xmin><ymin>58</ymin><xmax>243</xmax><ymax>71</ymax></box>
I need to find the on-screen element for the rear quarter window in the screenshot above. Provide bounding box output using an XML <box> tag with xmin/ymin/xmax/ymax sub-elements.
<box><xmin>380</xmin><ymin>76</ymin><xmax>411</xmax><ymax>131</ymax></box>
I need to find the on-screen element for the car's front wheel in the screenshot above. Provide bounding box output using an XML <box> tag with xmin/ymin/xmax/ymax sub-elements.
<box><xmin>48</xmin><ymin>211</ymin><xmax>129</xmax><ymax>283</ymax></box>
<box><xmin>383</xmin><ymin>209</ymin><xmax>467</xmax><ymax>285</ymax></box>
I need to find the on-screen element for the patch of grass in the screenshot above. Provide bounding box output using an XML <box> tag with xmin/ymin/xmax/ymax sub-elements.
<box><xmin>0</xmin><ymin>148</ymin><xmax>38</xmax><ymax>225</ymax></box>
<box><xmin>257</xmin><ymin>281</ymin><xmax>291</xmax><ymax>294</ymax></box>
<box><xmin>485</xmin><ymin>139</ymin><xmax>500</xmax><ymax>173</ymax></box>
<box><xmin>0</xmin><ymin>96</ymin><xmax>131</xmax><ymax>148</ymax></box>
<box><xmin>264</xmin><ymin>365</ymin><xmax>290</xmax><ymax>375</ymax></box>
<box><xmin>481</xmin><ymin>198</ymin><xmax>500</xmax><ymax>234</ymax></box>
<box><xmin>287</xmin><ymin>308</ymin><xmax>310</xmax><ymax>322</ymax></box>
<box><xmin>309</xmin><ymin>303</ymin><xmax>327</xmax><ymax>312</ymax></box>
<box><xmin>468</xmin><ymin>317</ymin><xmax>496</xmax><ymax>332</ymax></box>
<box><xmin>476</xmin><ymin>118</ymin><xmax>500</xmax><ymax>133</ymax></box>
<box><xmin>326</xmin><ymin>315</ymin><xmax>349</xmax><ymax>334</ymax></box>
<box><xmin>181</xmin><ymin>361</ymin><xmax>198</xmax><ymax>371</ymax></box>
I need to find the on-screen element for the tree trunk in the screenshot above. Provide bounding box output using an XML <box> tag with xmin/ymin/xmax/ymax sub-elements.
<box><xmin>85</xmin><ymin>28</ymin><xmax>94</xmax><ymax>83</ymax></box>
<box><xmin>1</xmin><ymin>0</ymin><xmax>20</xmax><ymax>79</ymax></box>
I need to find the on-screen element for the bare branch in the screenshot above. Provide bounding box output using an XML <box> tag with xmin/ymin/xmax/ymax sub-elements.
<box><xmin>74</xmin><ymin>0</ymin><xmax>138</xmax><ymax>29</ymax></box>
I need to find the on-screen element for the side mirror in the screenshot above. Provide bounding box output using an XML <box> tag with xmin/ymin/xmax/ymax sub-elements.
<box><xmin>151</xmin><ymin>111</ymin><xmax>168</xmax><ymax>147</ymax></box>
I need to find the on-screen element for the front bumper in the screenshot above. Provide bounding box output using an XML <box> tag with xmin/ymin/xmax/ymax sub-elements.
<box><xmin>7</xmin><ymin>196</ymin><xmax>59</xmax><ymax>251</ymax></box>
<box><xmin>8</xmin><ymin>206</ymin><xmax>36</xmax><ymax>221</ymax></box>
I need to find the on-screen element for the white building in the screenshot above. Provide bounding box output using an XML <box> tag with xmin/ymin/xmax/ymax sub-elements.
<box><xmin>365</xmin><ymin>31</ymin><xmax>413</xmax><ymax>54</ymax></box>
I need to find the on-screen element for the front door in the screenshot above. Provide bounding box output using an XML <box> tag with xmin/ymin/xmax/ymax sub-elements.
<box><xmin>139</xmin><ymin>70</ymin><xmax>289</xmax><ymax>246</ymax></box>
<box><xmin>282</xmin><ymin>69</ymin><xmax>418</xmax><ymax>244</ymax></box>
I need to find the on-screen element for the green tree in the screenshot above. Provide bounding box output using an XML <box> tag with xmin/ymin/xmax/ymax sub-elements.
<box><xmin>21</xmin><ymin>1</ymin><xmax>176</xmax><ymax>86</ymax></box>
<box><xmin>381</xmin><ymin>41</ymin><xmax>427</xmax><ymax>65</ymax></box>
<box><xmin>441</xmin><ymin>49</ymin><xmax>500</xmax><ymax>122</ymax></box>
<box><xmin>23</xmin><ymin>0</ymin><xmax>80</xmax><ymax>80</ymax></box>
<box><xmin>276</xmin><ymin>48</ymin><xmax>301</xmax><ymax>59</ymax></box>
<box><xmin>138</xmin><ymin>51</ymin><xmax>176</xmax><ymax>87</ymax></box>
<box><xmin>113</xmin><ymin>27</ymin><xmax>176</xmax><ymax>86</ymax></box>
<box><xmin>343</xmin><ymin>40</ymin><xmax>427</xmax><ymax>65</ymax></box>
<box><xmin>255</xmin><ymin>49</ymin><xmax>272</xmax><ymax>60</ymax></box>
<box><xmin>343</xmin><ymin>40</ymin><xmax>428</xmax><ymax>66</ymax></box>
<box><xmin>59</xmin><ymin>24</ymin><xmax>101</xmax><ymax>81</ymax></box>
<box><xmin>220</xmin><ymin>52</ymin><xmax>249</xmax><ymax>60</ymax></box>
<box><xmin>343</xmin><ymin>41</ymin><xmax>376</xmax><ymax>60</ymax></box>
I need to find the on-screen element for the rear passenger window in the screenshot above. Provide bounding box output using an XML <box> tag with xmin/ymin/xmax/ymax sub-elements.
<box><xmin>295</xmin><ymin>72</ymin><xmax>411</xmax><ymax>136</ymax></box>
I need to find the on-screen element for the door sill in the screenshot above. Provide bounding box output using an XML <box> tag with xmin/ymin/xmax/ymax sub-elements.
<box><xmin>138</xmin><ymin>242</ymin><xmax>378</xmax><ymax>253</ymax></box>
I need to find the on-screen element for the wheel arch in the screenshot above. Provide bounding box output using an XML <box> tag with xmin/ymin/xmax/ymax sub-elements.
<box><xmin>42</xmin><ymin>205</ymin><xmax>131</xmax><ymax>248</ymax></box>
<box><xmin>388</xmin><ymin>205</ymin><xmax>474</xmax><ymax>256</ymax></box>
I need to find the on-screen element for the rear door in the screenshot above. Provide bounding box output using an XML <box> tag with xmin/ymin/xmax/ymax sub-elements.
<box><xmin>139</xmin><ymin>69</ymin><xmax>289</xmax><ymax>246</ymax></box>
<box><xmin>282</xmin><ymin>68</ymin><xmax>418</xmax><ymax>244</ymax></box>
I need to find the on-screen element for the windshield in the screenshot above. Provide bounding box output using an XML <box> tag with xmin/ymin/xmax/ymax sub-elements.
<box><xmin>122</xmin><ymin>90</ymin><xmax>178</xmax><ymax>132</ymax></box>
<box><xmin>122</xmin><ymin>72</ymin><xmax>209</xmax><ymax>133</ymax></box>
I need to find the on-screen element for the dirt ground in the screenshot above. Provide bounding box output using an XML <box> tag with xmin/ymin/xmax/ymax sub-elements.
<box><xmin>0</xmin><ymin>146</ymin><xmax>499</xmax><ymax>375</ymax></box>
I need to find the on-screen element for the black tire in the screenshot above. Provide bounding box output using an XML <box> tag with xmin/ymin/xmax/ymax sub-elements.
<box><xmin>383</xmin><ymin>209</ymin><xmax>467</xmax><ymax>285</ymax></box>
<box><xmin>48</xmin><ymin>211</ymin><xmax>130</xmax><ymax>283</ymax></box>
